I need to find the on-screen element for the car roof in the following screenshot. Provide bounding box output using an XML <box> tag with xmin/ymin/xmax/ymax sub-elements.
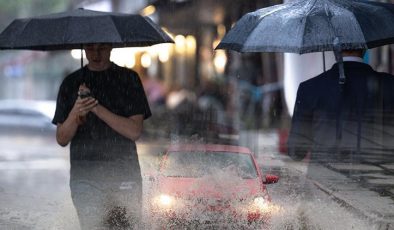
<box><xmin>167</xmin><ymin>144</ymin><xmax>253</xmax><ymax>155</ymax></box>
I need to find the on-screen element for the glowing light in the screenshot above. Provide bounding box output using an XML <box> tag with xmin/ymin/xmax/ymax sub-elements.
<box><xmin>147</xmin><ymin>46</ymin><xmax>158</xmax><ymax>57</ymax></box>
<box><xmin>159</xmin><ymin>50</ymin><xmax>170</xmax><ymax>62</ymax></box>
<box><xmin>124</xmin><ymin>56</ymin><xmax>135</xmax><ymax>68</ymax></box>
<box><xmin>71</xmin><ymin>49</ymin><xmax>85</xmax><ymax>59</ymax></box>
<box><xmin>175</xmin><ymin>35</ymin><xmax>186</xmax><ymax>53</ymax></box>
<box><xmin>213</xmin><ymin>50</ymin><xmax>227</xmax><ymax>74</ymax></box>
<box><xmin>246</xmin><ymin>197</ymin><xmax>283</xmax><ymax>215</ymax></box>
<box><xmin>185</xmin><ymin>35</ymin><xmax>196</xmax><ymax>52</ymax></box>
<box><xmin>141</xmin><ymin>53</ymin><xmax>152</xmax><ymax>68</ymax></box>
<box><xmin>157</xmin><ymin>194</ymin><xmax>174</xmax><ymax>207</ymax></box>
<box><xmin>217</xmin><ymin>24</ymin><xmax>226</xmax><ymax>38</ymax></box>
<box><xmin>141</xmin><ymin>5</ymin><xmax>156</xmax><ymax>16</ymax></box>
<box><xmin>110</xmin><ymin>48</ymin><xmax>135</xmax><ymax>68</ymax></box>
<box><xmin>253</xmin><ymin>197</ymin><xmax>268</xmax><ymax>210</ymax></box>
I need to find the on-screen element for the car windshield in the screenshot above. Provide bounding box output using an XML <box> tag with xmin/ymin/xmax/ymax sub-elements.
<box><xmin>162</xmin><ymin>151</ymin><xmax>258</xmax><ymax>179</ymax></box>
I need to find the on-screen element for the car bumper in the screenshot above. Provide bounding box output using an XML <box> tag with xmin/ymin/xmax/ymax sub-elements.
<box><xmin>150</xmin><ymin>208</ymin><xmax>272</xmax><ymax>228</ymax></box>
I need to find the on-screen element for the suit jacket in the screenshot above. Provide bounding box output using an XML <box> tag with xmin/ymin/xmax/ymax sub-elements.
<box><xmin>287</xmin><ymin>61</ymin><xmax>394</xmax><ymax>164</ymax></box>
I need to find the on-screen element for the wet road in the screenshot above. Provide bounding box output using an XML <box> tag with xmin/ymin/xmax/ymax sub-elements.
<box><xmin>0</xmin><ymin>132</ymin><xmax>391</xmax><ymax>229</ymax></box>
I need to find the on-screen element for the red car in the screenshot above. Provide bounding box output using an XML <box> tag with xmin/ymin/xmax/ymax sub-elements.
<box><xmin>148</xmin><ymin>144</ymin><xmax>280</xmax><ymax>229</ymax></box>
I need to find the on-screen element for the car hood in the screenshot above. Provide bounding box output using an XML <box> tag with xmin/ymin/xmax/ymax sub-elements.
<box><xmin>157</xmin><ymin>175</ymin><xmax>264</xmax><ymax>199</ymax></box>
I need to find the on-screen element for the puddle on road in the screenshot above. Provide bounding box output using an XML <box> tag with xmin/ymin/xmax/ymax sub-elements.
<box><xmin>267</xmin><ymin>196</ymin><xmax>380</xmax><ymax>230</ymax></box>
<box><xmin>142</xmin><ymin>190</ymin><xmax>376</xmax><ymax>229</ymax></box>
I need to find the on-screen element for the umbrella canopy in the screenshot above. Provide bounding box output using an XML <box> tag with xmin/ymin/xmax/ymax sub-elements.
<box><xmin>216</xmin><ymin>0</ymin><xmax>394</xmax><ymax>157</ymax></box>
<box><xmin>216</xmin><ymin>0</ymin><xmax>394</xmax><ymax>54</ymax></box>
<box><xmin>0</xmin><ymin>8</ymin><xmax>174</xmax><ymax>51</ymax></box>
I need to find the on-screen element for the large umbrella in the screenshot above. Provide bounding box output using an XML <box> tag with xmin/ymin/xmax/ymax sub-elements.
<box><xmin>0</xmin><ymin>8</ymin><xmax>174</xmax><ymax>51</ymax></box>
<box><xmin>215</xmin><ymin>0</ymin><xmax>394</xmax><ymax>89</ymax></box>
<box><xmin>216</xmin><ymin>0</ymin><xmax>394</xmax><ymax>155</ymax></box>
<box><xmin>216</xmin><ymin>0</ymin><xmax>394</xmax><ymax>84</ymax></box>
<box><xmin>216</xmin><ymin>0</ymin><xmax>394</xmax><ymax>54</ymax></box>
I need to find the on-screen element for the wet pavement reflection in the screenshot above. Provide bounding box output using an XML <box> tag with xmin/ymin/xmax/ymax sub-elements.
<box><xmin>0</xmin><ymin>131</ymin><xmax>393</xmax><ymax>229</ymax></box>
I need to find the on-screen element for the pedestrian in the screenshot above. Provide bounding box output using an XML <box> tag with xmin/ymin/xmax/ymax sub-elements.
<box><xmin>52</xmin><ymin>43</ymin><xmax>151</xmax><ymax>229</ymax></box>
<box><xmin>287</xmin><ymin>48</ymin><xmax>394</xmax><ymax>166</ymax></box>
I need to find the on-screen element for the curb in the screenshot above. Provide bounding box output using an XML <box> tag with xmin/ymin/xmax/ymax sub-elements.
<box><xmin>308</xmin><ymin>172</ymin><xmax>394</xmax><ymax>230</ymax></box>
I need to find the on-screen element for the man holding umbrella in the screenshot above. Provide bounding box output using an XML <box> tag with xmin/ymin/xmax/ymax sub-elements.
<box><xmin>0</xmin><ymin>8</ymin><xmax>173</xmax><ymax>229</ymax></box>
<box><xmin>215</xmin><ymin>0</ymin><xmax>394</xmax><ymax>162</ymax></box>
<box><xmin>52</xmin><ymin>43</ymin><xmax>151</xmax><ymax>229</ymax></box>
<box><xmin>287</xmin><ymin>48</ymin><xmax>394</xmax><ymax>166</ymax></box>
<box><xmin>53</xmin><ymin>42</ymin><xmax>151</xmax><ymax>229</ymax></box>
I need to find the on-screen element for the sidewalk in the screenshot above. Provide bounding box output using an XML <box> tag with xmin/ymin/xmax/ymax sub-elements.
<box><xmin>240</xmin><ymin>130</ymin><xmax>394</xmax><ymax>229</ymax></box>
<box><xmin>290</xmin><ymin>162</ymin><xmax>394</xmax><ymax>229</ymax></box>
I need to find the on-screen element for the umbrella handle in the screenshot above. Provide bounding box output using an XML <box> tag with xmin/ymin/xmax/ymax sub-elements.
<box><xmin>333</xmin><ymin>37</ymin><xmax>346</xmax><ymax>85</ymax></box>
<box><xmin>337</xmin><ymin>58</ymin><xmax>345</xmax><ymax>85</ymax></box>
<box><xmin>333</xmin><ymin>37</ymin><xmax>345</xmax><ymax>149</ymax></box>
<box><xmin>80</xmin><ymin>45</ymin><xmax>84</xmax><ymax>68</ymax></box>
<box><xmin>322</xmin><ymin>52</ymin><xmax>326</xmax><ymax>72</ymax></box>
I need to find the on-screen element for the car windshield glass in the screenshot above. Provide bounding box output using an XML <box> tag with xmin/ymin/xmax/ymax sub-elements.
<box><xmin>162</xmin><ymin>151</ymin><xmax>258</xmax><ymax>178</ymax></box>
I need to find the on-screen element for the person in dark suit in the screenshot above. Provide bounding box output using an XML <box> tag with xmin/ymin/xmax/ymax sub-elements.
<box><xmin>287</xmin><ymin>49</ymin><xmax>394</xmax><ymax>165</ymax></box>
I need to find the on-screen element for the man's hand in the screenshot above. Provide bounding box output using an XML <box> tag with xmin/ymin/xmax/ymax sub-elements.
<box><xmin>55</xmin><ymin>84</ymin><xmax>98</xmax><ymax>146</ymax></box>
<box><xmin>74</xmin><ymin>97</ymin><xmax>98</xmax><ymax>125</ymax></box>
<box><xmin>72</xmin><ymin>84</ymin><xmax>98</xmax><ymax>125</ymax></box>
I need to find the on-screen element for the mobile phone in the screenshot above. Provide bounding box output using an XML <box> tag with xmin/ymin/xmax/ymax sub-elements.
<box><xmin>78</xmin><ymin>91</ymin><xmax>91</xmax><ymax>98</ymax></box>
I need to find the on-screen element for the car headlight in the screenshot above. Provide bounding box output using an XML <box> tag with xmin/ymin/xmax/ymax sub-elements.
<box><xmin>154</xmin><ymin>194</ymin><xmax>176</xmax><ymax>208</ymax></box>
<box><xmin>248</xmin><ymin>196</ymin><xmax>282</xmax><ymax>215</ymax></box>
<box><xmin>251</xmin><ymin>196</ymin><xmax>269</xmax><ymax>211</ymax></box>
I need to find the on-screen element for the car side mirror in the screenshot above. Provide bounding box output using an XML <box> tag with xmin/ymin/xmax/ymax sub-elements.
<box><xmin>263</xmin><ymin>174</ymin><xmax>279</xmax><ymax>184</ymax></box>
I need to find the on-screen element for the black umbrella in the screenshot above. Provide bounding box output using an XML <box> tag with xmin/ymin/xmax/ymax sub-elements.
<box><xmin>217</xmin><ymin>0</ymin><xmax>394</xmax><ymax>156</ymax></box>
<box><xmin>216</xmin><ymin>0</ymin><xmax>394</xmax><ymax>84</ymax></box>
<box><xmin>0</xmin><ymin>8</ymin><xmax>174</xmax><ymax>51</ymax></box>
<box><xmin>216</xmin><ymin>0</ymin><xmax>394</xmax><ymax>54</ymax></box>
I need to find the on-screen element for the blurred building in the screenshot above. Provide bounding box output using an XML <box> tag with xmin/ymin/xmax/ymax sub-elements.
<box><xmin>0</xmin><ymin>0</ymin><xmax>393</xmax><ymax>133</ymax></box>
<box><xmin>148</xmin><ymin>0</ymin><xmax>284</xmax><ymax>130</ymax></box>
